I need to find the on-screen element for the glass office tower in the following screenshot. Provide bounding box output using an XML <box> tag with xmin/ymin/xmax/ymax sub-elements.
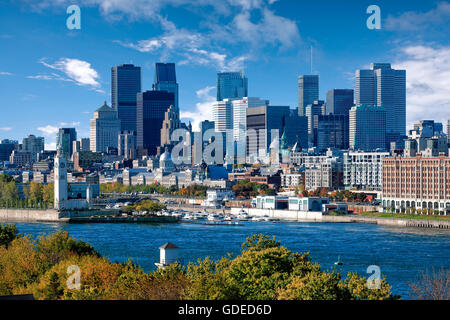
<box><xmin>111</xmin><ymin>64</ymin><xmax>142</xmax><ymax>133</ymax></box>
<box><xmin>154</xmin><ymin>63</ymin><xmax>179</xmax><ymax>110</ymax></box>
<box><xmin>298</xmin><ymin>75</ymin><xmax>319</xmax><ymax>117</ymax></box>
<box><xmin>216</xmin><ymin>71</ymin><xmax>248</xmax><ymax>101</ymax></box>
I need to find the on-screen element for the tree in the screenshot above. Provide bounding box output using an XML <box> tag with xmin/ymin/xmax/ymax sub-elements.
<box><xmin>42</xmin><ymin>183</ymin><xmax>54</xmax><ymax>205</ymax></box>
<box><xmin>241</xmin><ymin>234</ymin><xmax>280</xmax><ymax>251</ymax></box>
<box><xmin>409</xmin><ymin>267</ymin><xmax>449</xmax><ymax>300</ymax></box>
<box><xmin>0</xmin><ymin>224</ymin><xmax>19</xmax><ymax>248</ymax></box>
<box><xmin>2</xmin><ymin>181</ymin><xmax>19</xmax><ymax>203</ymax></box>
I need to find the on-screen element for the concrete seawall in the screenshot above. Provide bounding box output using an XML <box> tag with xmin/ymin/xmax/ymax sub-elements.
<box><xmin>234</xmin><ymin>207</ymin><xmax>450</xmax><ymax>230</ymax></box>
<box><xmin>0</xmin><ymin>209</ymin><xmax>66</xmax><ymax>222</ymax></box>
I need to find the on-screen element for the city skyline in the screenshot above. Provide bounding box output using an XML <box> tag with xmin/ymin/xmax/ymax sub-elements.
<box><xmin>1</xmin><ymin>0</ymin><xmax>450</xmax><ymax>149</ymax></box>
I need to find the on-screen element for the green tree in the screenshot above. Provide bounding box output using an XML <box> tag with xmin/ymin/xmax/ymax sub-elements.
<box><xmin>0</xmin><ymin>224</ymin><xmax>19</xmax><ymax>248</ymax></box>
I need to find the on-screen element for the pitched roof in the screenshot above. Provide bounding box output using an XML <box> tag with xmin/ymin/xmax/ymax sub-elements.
<box><xmin>159</xmin><ymin>242</ymin><xmax>179</xmax><ymax>249</ymax></box>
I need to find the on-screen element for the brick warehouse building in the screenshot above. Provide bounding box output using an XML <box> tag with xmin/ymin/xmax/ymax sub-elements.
<box><xmin>382</xmin><ymin>155</ymin><xmax>450</xmax><ymax>214</ymax></box>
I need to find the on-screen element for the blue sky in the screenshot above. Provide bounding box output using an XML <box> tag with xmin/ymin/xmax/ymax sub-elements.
<box><xmin>1</xmin><ymin>0</ymin><xmax>449</xmax><ymax>149</ymax></box>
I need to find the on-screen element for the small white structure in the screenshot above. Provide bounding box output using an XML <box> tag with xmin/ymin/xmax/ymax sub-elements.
<box><xmin>287</xmin><ymin>197</ymin><xmax>329</xmax><ymax>212</ymax></box>
<box><xmin>155</xmin><ymin>242</ymin><xmax>180</xmax><ymax>269</ymax></box>
<box><xmin>202</xmin><ymin>189</ymin><xmax>235</xmax><ymax>207</ymax></box>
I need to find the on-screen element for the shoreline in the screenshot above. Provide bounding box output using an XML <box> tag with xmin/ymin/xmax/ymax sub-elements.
<box><xmin>1</xmin><ymin>207</ymin><xmax>449</xmax><ymax>230</ymax></box>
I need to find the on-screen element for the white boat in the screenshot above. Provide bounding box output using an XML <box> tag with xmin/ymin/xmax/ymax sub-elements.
<box><xmin>251</xmin><ymin>216</ymin><xmax>264</xmax><ymax>222</ymax></box>
<box><xmin>182</xmin><ymin>213</ymin><xmax>195</xmax><ymax>220</ymax></box>
<box><xmin>263</xmin><ymin>215</ymin><xmax>272</xmax><ymax>222</ymax></box>
<box><xmin>236</xmin><ymin>210</ymin><xmax>249</xmax><ymax>221</ymax></box>
<box><xmin>207</xmin><ymin>213</ymin><xmax>222</xmax><ymax>221</ymax></box>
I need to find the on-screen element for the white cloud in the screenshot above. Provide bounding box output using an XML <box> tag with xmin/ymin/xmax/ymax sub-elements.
<box><xmin>45</xmin><ymin>142</ymin><xmax>57</xmax><ymax>151</ymax></box>
<box><xmin>0</xmin><ymin>127</ymin><xmax>12</xmax><ymax>131</ymax></box>
<box><xmin>0</xmin><ymin>71</ymin><xmax>13</xmax><ymax>76</ymax></box>
<box><xmin>393</xmin><ymin>45</ymin><xmax>450</xmax><ymax>130</ymax></box>
<box><xmin>39</xmin><ymin>58</ymin><xmax>101</xmax><ymax>87</ymax></box>
<box><xmin>37</xmin><ymin>125</ymin><xmax>59</xmax><ymax>136</ymax></box>
<box><xmin>180</xmin><ymin>86</ymin><xmax>216</xmax><ymax>131</ymax></box>
<box><xmin>59</xmin><ymin>121</ymin><xmax>80</xmax><ymax>127</ymax></box>
<box><xmin>385</xmin><ymin>1</ymin><xmax>450</xmax><ymax>32</ymax></box>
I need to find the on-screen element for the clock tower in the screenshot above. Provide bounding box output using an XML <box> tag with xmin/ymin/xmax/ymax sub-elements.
<box><xmin>54</xmin><ymin>147</ymin><xmax>67</xmax><ymax>210</ymax></box>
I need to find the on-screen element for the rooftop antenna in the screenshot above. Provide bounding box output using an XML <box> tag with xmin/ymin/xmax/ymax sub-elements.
<box><xmin>310</xmin><ymin>45</ymin><xmax>313</xmax><ymax>74</ymax></box>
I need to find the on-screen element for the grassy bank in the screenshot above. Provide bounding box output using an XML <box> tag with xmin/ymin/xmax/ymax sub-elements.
<box><xmin>358</xmin><ymin>212</ymin><xmax>450</xmax><ymax>221</ymax></box>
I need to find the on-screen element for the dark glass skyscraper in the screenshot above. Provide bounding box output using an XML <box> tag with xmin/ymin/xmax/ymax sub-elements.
<box><xmin>56</xmin><ymin>128</ymin><xmax>77</xmax><ymax>159</ymax></box>
<box><xmin>216</xmin><ymin>72</ymin><xmax>248</xmax><ymax>101</ymax></box>
<box><xmin>326</xmin><ymin>89</ymin><xmax>354</xmax><ymax>115</ymax></box>
<box><xmin>136</xmin><ymin>90</ymin><xmax>175</xmax><ymax>155</ymax></box>
<box><xmin>154</xmin><ymin>63</ymin><xmax>179</xmax><ymax>110</ymax></box>
<box><xmin>298</xmin><ymin>75</ymin><xmax>319</xmax><ymax>116</ymax></box>
<box><xmin>111</xmin><ymin>64</ymin><xmax>142</xmax><ymax>133</ymax></box>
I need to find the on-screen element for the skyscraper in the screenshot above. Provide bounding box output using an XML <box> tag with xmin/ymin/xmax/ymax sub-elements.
<box><xmin>0</xmin><ymin>139</ymin><xmax>18</xmax><ymax>162</ymax></box>
<box><xmin>349</xmin><ymin>105</ymin><xmax>386</xmax><ymax>151</ymax></box>
<box><xmin>298</xmin><ymin>75</ymin><xmax>319</xmax><ymax>116</ymax></box>
<box><xmin>56</xmin><ymin>128</ymin><xmax>77</xmax><ymax>159</ymax></box>
<box><xmin>216</xmin><ymin>72</ymin><xmax>248</xmax><ymax>101</ymax></box>
<box><xmin>111</xmin><ymin>64</ymin><xmax>142</xmax><ymax>132</ymax></box>
<box><xmin>213</xmin><ymin>99</ymin><xmax>233</xmax><ymax>133</ymax></box>
<box><xmin>232</xmin><ymin>97</ymin><xmax>269</xmax><ymax>143</ymax></box>
<box><xmin>305</xmin><ymin>100</ymin><xmax>325</xmax><ymax>144</ymax></box>
<box><xmin>90</xmin><ymin>101</ymin><xmax>121</xmax><ymax>153</ymax></box>
<box><xmin>315</xmin><ymin>114</ymin><xmax>349</xmax><ymax>150</ymax></box>
<box><xmin>154</xmin><ymin>63</ymin><xmax>179</xmax><ymax>110</ymax></box>
<box><xmin>326</xmin><ymin>89</ymin><xmax>354</xmax><ymax>115</ymax></box>
<box><xmin>22</xmin><ymin>134</ymin><xmax>44</xmax><ymax>161</ymax></box>
<box><xmin>136</xmin><ymin>90</ymin><xmax>175</xmax><ymax>155</ymax></box>
<box><xmin>355</xmin><ymin>63</ymin><xmax>406</xmax><ymax>135</ymax></box>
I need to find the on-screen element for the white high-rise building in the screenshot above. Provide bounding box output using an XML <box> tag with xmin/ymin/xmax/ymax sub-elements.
<box><xmin>213</xmin><ymin>99</ymin><xmax>233</xmax><ymax>133</ymax></box>
<box><xmin>343</xmin><ymin>151</ymin><xmax>389</xmax><ymax>191</ymax></box>
<box><xmin>232</xmin><ymin>97</ymin><xmax>269</xmax><ymax>143</ymax></box>
<box><xmin>355</xmin><ymin>63</ymin><xmax>406</xmax><ymax>135</ymax></box>
<box><xmin>90</xmin><ymin>101</ymin><xmax>121</xmax><ymax>153</ymax></box>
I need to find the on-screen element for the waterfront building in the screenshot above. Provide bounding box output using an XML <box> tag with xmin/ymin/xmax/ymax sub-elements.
<box><xmin>304</xmin><ymin>156</ymin><xmax>343</xmax><ymax>191</ymax></box>
<box><xmin>154</xmin><ymin>63</ymin><xmax>179</xmax><ymax>110</ymax></box>
<box><xmin>286</xmin><ymin>197</ymin><xmax>330</xmax><ymax>211</ymax></box>
<box><xmin>111</xmin><ymin>64</ymin><xmax>142</xmax><ymax>132</ymax></box>
<box><xmin>355</xmin><ymin>63</ymin><xmax>406</xmax><ymax>135</ymax></box>
<box><xmin>298</xmin><ymin>75</ymin><xmax>319</xmax><ymax>117</ymax></box>
<box><xmin>0</xmin><ymin>139</ymin><xmax>18</xmax><ymax>162</ymax></box>
<box><xmin>281</xmin><ymin>173</ymin><xmax>305</xmax><ymax>188</ymax></box>
<box><xmin>326</xmin><ymin>89</ymin><xmax>354</xmax><ymax>115</ymax></box>
<box><xmin>349</xmin><ymin>105</ymin><xmax>386</xmax><ymax>151</ymax></box>
<box><xmin>57</xmin><ymin>128</ymin><xmax>77</xmax><ymax>159</ymax></box>
<box><xmin>315</xmin><ymin>114</ymin><xmax>349</xmax><ymax>150</ymax></box>
<box><xmin>216</xmin><ymin>71</ymin><xmax>248</xmax><ymax>101</ymax></box>
<box><xmin>382</xmin><ymin>155</ymin><xmax>450</xmax><ymax>215</ymax></box>
<box><xmin>118</xmin><ymin>131</ymin><xmax>137</xmax><ymax>159</ymax></box>
<box><xmin>343</xmin><ymin>151</ymin><xmax>389</xmax><ymax>191</ymax></box>
<box><xmin>89</xmin><ymin>102</ymin><xmax>121</xmax><ymax>153</ymax></box>
<box><xmin>22</xmin><ymin>135</ymin><xmax>44</xmax><ymax>162</ymax></box>
<box><xmin>136</xmin><ymin>90</ymin><xmax>175</xmax><ymax>155</ymax></box>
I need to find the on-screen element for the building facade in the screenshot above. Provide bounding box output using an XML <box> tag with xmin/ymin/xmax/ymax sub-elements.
<box><xmin>154</xmin><ymin>63</ymin><xmax>179</xmax><ymax>110</ymax></box>
<box><xmin>382</xmin><ymin>155</ymin><xmax>450</xmax><ymax>214</ymax></box>
<box><xmin>111</xmin><ymin>64</ymin><xmax>142</xmax><ymax>132</ymax></box>
<box><xmin>355</xmin><ymin>63</ymin><xmax>406</xmax><ymax>135</ymax></box>
<box><xmin>56</xmin><ymin>128</ymin><xmax>77</xmax><ymax>159</ymax></box>
<box><xmin>326</xmin><ymin>89</ymin><xmax>354</xmax><ymax>116</ymax></box>
<box><xmin>349</xmin><ymin>105</ymin><xmax>386</xmax><ymax>151</ymax></box>
<box><xmin>90</xmin><ymin>102</ymin><xmax>121</xmax><ymax>153</ymax></box>
<box><xmin>22</xmin><ymin>135</ymin><xmax>44</xmax><ymax>161</ymax></box>
<box><xmin>343</xmin><ymin>151</ymin><xmax>389</xmax><ymax>191</ymax></box>
<box><xmin>298</xmin><ymin>75</ymin><xmax>319</xmax><ymax>117</ymax></box>
<box><xmin>136</xmin><ymin>90</ymin><xmax>175</xmax><ymax>155</ymax></box>
<box><xmin>216</xmin><ymin>71</ymin><xmax>248</xmax><ymax>101</ymax></box>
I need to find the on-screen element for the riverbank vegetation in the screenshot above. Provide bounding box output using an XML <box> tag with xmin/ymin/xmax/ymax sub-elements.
<box><xmin>0</xmin><ymin>174</ymin><xmax>54</xmax><ymax>209</ymax></box>
<box><xmin>0</xmin><ymin>227</ymin><xmax>401</xmax><ymax>300</ymax></box>
<box><xmin>232</xmin><ymin>180</ymin><xmax>276</xmax><ymax>199</ymax></box>
<box><xmin>121</xmin><ymin>200</ymin><xmax>166</xmax><ymax>214</ymax></box>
